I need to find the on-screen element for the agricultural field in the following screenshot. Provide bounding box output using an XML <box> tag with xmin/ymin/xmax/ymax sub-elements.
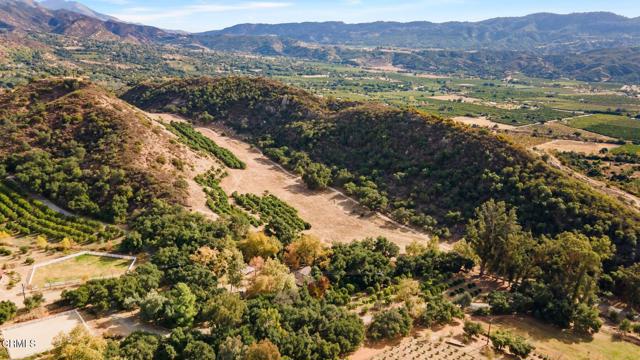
<box><xmin>233</xmin><ymin>192</ymin><xmax>311</xmax><ymax>243</ymax></box>
<box><xmin>0</xmin><ymin>181</ymin><xmax>120</xmax><ymax>244</ymax></box>
<box><xmin>167</xmin><ymin>121</ymin><xmax>246</xmax><ymax>169</ymax></box>
<box><xmin>565</xmin><ymin>114</ymin><xmax>640</xmax><ymax>141</ymax></box>
<box><xmin>29</xmin><ymin>253</ymin><xmax>134</xmax><ymax>288</ymax></box>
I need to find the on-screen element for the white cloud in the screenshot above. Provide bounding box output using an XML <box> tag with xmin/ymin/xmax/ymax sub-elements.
<box><xmin>112</xmin><ymin>1</ymin><xmax>292</xmax><ymax>23</ymax></box>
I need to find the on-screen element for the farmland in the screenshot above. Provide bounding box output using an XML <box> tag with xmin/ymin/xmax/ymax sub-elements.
<box><xmin>0</xmin><ymin>181</ymin><xmax>119</xmax><ymax>244</ymax></box>
<box><xmin>565</xmin><ymin>114</ymin><xmax>640</xmax><ymax>141</ymax></box>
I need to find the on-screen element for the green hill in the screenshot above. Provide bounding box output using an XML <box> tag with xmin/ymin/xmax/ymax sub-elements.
<box><xmin>124</xmin><ymin>76</ymin><xmax>640</xmax><ymax>266</ymax></box>
<box><xmin>0</xmin><ymin>78</ymin><xmax>190</xmax><ymax>222</ymax></box>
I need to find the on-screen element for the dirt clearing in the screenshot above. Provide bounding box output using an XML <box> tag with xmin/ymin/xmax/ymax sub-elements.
<box><xmin>453</xmin><ymin>116</ymin><xmax>517</xmax><ymax>130</ymax></box>
<box><xmin>198</xmin><ymin>126</ymin><xmax>431</xmax><ymax>250</ymax></box>
<box><xmin>535</xmin><ymin>140</ymin><xmax>619</xmax><ymax>155</ymax></box>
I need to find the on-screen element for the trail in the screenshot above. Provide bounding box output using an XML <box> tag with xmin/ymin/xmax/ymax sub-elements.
<box><xmin>536</xmin><ymin>149</ymin><xmax>640</xmax><ymax>209</ymax></box>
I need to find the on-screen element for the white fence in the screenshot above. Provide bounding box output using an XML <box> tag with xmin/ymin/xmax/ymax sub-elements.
<box><xmin>27</xmin><ymin>251</ymin><xmax>137</xmax><ymax>288</ymax></box>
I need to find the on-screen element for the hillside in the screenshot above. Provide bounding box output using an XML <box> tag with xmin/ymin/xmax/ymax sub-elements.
<box><xmin>0</xmin><ymin>78</ymin><xmax>193</xmax><ymax>222</ymax></box>
<box><xmin>124</xmin><ymin>76</ymin><xmax>640</xmax><ymax>266</ymax></box>
<box><xmin>0</xmin><ymin>0</ymin><xmax>175</xmax><ymax>43</ymax></box>
<box><xmin>208</xmin><ymin>12</ymin><xmax>640</xmax><ymax>53</ymax></box>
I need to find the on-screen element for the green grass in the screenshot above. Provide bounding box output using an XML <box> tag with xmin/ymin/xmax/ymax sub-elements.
<box><xmin>566</xmin><ymin>114</ymin><xmax>640</xmax><ymax>141</ymax></box>
<box><xmin>611</xmin><ymin>144</ymin><xmax>640</xmax><ymax>155</ymax></box>
<box><xmin>31</xmin><ymin>253</ymin><xmax>132</xmax><ymax>287</ymax></box>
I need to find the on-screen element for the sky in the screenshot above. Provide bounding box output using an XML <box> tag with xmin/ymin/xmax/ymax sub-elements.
<box><xmin>65</xmin><ymin>0</ymin><xmax>640</xmax><ymax>32</ymax></box>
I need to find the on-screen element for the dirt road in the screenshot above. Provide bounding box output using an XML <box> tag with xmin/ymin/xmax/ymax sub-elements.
<box><xmin>539</xmin><ymin>150</ymin><xmax>640</xmax><ymax>209</ymax></box>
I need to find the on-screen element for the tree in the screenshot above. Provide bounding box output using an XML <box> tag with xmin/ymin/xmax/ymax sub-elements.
<box><xmin>218</xmin><ymin>335</ymin><xmax>247</xmax><ymax>360</ymax></box>
<box><xmin>613</xmin><ymin>263</ymin><xmax>640</xmax><ymax>307</ymax></box>
<box><xmin>183</xmin><ymin>340</ymin><xmax>216</xmax><ymax>360</ymax></box>
<box><xmin>238</xmin><ymin>232</ymin><xmax>282</xmax><ymax>260</ymax></box>
<box><xmin>163</xmin><ymin>283</ymin><xmax>197</xmax><ymax>328</ymax></box>
<box><xmin>302</xmin><ymin>162</ymin><xmax>332</xmax><ymax>190</ymax></box>
<box><xmin>0</xmin><ymin>300</ymin><xmax>17</xmax><ymax>324</ymax></box>
<box><xmin>536</xmin><ymin>232</ymin><xmax>613</xmax><ymax>304</ymax></box>
<box><xmin>245</xmin><ymin>340</ymin><xmax>281</xmax><ymax>360</ymax></box>
<box><xmin>419</xmin><ymin>296</ymin><xmax>463</xmax><ymax>327</ymax></box>
<box><xmin>51</xmin><ymin>325</ymin><xmax>106</xmax><ymax>360</ymax></box>
<box><xmin>191</xmin><ymin>245</ymin><xmax>245</xmax><ymax>287</ymax></box>
<box><xmin>572</xmin><ymin>303</ymin><xmax>602</xmax><ymax>335</ymax></box>
<box><xmin>463</xmin><ymin>321</ymin><xmax>483</xmax><ymax>338</ymax></box>
<box><xmin>119</xmin><ymin>331</ymin><xmax>161</xmax><ymax>360</ymax></box>
<box><xmin>466</xmin><ymin>199</ymin><xmax>521</xmax><ymax>276</ymax></box>
<box><xmin>283</xmin><ymin>235</ymin><xmax>328</xmax><ymax>269</ymax></box>
<box><xmin>202</xmin><ymin>292</ymin><xmax>247</xmax><ymax>333</ymax></box>
<box><xmin>620</xmin><ymin>319</ymin><xmax>632</xmax><ymax>334</ymax></box>
<box><xmin>327</xmin><ymin>237</ymin><xmax>397</xmax><ymax>290</ymax></box>
<box><xmin>366</xmin><ymin>308</ymin><xmax>412</xmax><ymax>341</ymax></box>
<box><xmin>248</xmin><ymin>258</ymin><xmax>297</xmax><ymax>296</ymax></box>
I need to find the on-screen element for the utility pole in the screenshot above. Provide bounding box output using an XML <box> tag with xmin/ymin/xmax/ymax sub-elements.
<box><xmin>21</xmin><ymin>283</ymin><xmax>26</xmax><ymax>302</ymax></box>
<box><xmin>486</xmin><ymin>318</ymin><xmax>492</xmax><ymax>346</ymax></box>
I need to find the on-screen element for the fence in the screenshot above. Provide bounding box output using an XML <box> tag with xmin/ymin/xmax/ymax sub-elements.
<box><xmin>26</xmin><ymin>251</ymin><xmax>137</xmax><ymax>288</ymax></box>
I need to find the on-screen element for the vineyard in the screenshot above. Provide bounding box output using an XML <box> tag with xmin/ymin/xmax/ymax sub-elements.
<box><xmin>0</xmin><ymin>180</ymin><xmax>121</xmax><ymax>243</ymax></box>
<box><xmin>195</xmin><ymin>168</ymin><xmax>260</xmax><ymax>226</ymax></box>
<box><xmin>233</xmin><ymin>191</ymin><xmax>311</xmax><ymax>243</ymax></box>
<box><xmin>167</xmin><ymin>121</ymin><xmax>246</xmax><ymax>169</ymax></box>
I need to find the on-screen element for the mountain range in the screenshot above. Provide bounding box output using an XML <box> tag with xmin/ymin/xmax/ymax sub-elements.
<box><xmin>1</xmin><ymin>0</ymin><xmax>640</xmax><ymax>82</ymax></box>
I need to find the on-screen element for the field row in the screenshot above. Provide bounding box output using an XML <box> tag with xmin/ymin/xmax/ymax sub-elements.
<box><xmin>194</xmin><ymin>168</ymin><xmax>260</xmax><ymax>226</ymax></box>
<box><xmin>0</xmin><ymin>180</ymin><xmax>120</xmax><ymax>243</ymax></box>
<box><xmin>233</xmin><ymin>192</ymin><xmax>311</xmax><ymax>243</ymax></box>
<box><xmin>168</xmin><ymin>121</ymin><xmax>246</xmax><ymax>169</ymax></box>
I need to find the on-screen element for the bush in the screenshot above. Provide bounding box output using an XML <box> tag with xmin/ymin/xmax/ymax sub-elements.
<box><xmin>0</xmin><ymin>300</ymin><xmax>17</xmax><ymax>324</ymax></box>
<box><xmin>366</xmin><ymin>308</ymin><xmax>412</xmax><ymax>341</ymax></box>
<box><xmin>463</xmin><ymin>321</ymin><xmax>483</xmax><ymax>338</ymax></box>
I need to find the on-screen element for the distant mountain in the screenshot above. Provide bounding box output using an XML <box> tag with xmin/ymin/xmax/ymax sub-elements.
<box><xmin>39</xmin><ymin>0</ymin><xmax>117</xmax><ymax>22</ymax></box>
<box><xmin>0</xmin><ymin>0</ymin><xmax>179</xmax><ymax>43</ymax></box>
<box><xmin>207</xmin><ymin>12</ymin><xmax>640</xmax><ymax>53</ymax></box>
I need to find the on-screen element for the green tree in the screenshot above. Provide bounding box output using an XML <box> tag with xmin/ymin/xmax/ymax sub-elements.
<box><xmin>119</xmin><ymin>331</ymin><xmax>161</xmax><ymax>360</ymax></box>
<box><xmin>163</xmin><ymin>283</ymin><xmax>198</xmax><ymax>328</ymax></box>
<box><xmin>0</xmin><ymin>300</ymin><xmax>17</xmax><ymax>324</ymax></box>
<box><xmin>302</xmin><ymin>162</ymin><xmax>332</xmax><ymax>190</ymax></box>
<box><xmin>366</xmin><ymin>308</ymin><xmax>412</xmax><ymax>341</ymax></box>
<box><xmin>466</xmin><ymin>199</ymin><xmax>521</xmax><ymax>276</ymax></box>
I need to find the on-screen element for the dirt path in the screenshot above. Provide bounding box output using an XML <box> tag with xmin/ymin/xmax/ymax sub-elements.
<box><xmin>535</xmin><ymin>139</ymin><xmax>619</xmax><ymax>155</ymax></box>
<box><xmin>150</xmin><ymin>113</ymin><xmax>434</xmax><ymax>251</ymax></box>
<box><xmin>537</xmin><ymin>150</ymin><xmax>640</xmax><ymax>209</ymax></box>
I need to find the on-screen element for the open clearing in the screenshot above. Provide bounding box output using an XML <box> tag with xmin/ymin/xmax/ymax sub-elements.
<box><xmin>148</xmin><ymin>113</ymin><xmax>432</xmax><ymax>250</ymax></box>
<box><xmin>475</xmin><ymin>315</ymin><xmax>640</xmax><ymax>360</ymax></box>
<box><xmin>535</xmin><ymin>140</ymin><xmax>620</xmax><ymax>155</ymax></box>
<box><xmin>0</xmin><ymin>310</ymin><xmax>87</xmax><ymax>359</ymax></box>
<box><xmin>30</xmin><ymin>253</ymin><xmax>132</xmax><ymax>288</ymax></box>
<box><xmin>199</xmin><ymin>126</ymin><xmax>431</xmax><ymax>249</ymax></box>
<box><xmin>453</xmin><ymin>116</ymin><xmax>517</xmax><ymax>130</ymax></box>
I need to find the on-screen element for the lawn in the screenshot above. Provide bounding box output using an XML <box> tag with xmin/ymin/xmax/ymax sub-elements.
<box><xmin>566</xmin><ymin>114</ymin><xmax>640</xmax><ymax>141</ymax></box>
<box><xmin>476</xmin><ymin>315</ymin><xmax>640</xmax><ymax>360</ymax></box>
<box><xmin>31</xmin><ymin>253</ymin><xmax>133</xmax><ymax>288</ymax></box>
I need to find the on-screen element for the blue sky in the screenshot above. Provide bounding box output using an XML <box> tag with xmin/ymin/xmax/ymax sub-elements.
<box><xmin>65</xmin><ymin>0</ymin><xmax>640</xmax><ymax>32</ymax></box>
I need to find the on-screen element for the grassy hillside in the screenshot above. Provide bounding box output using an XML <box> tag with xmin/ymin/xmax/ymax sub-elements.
<box><xmin>0</xmin><ymin>78</ymin><xmax>190</xmax><ymax>222</ymax></box>
<box><xmin>567</xmin><ymin>114</ymin><xmax>640</xmax><ymax>141</ymax></box>
<box><xmin>124</xmin><ymin>76</ymin><xmax>640</xmax><ymax>266</ymax></box>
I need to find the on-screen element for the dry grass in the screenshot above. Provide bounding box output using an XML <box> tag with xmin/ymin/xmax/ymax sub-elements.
<box><xmin>474</xmin><ymin>315</ymin><xmax>640</xmax><ymax>360</ymax></box>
